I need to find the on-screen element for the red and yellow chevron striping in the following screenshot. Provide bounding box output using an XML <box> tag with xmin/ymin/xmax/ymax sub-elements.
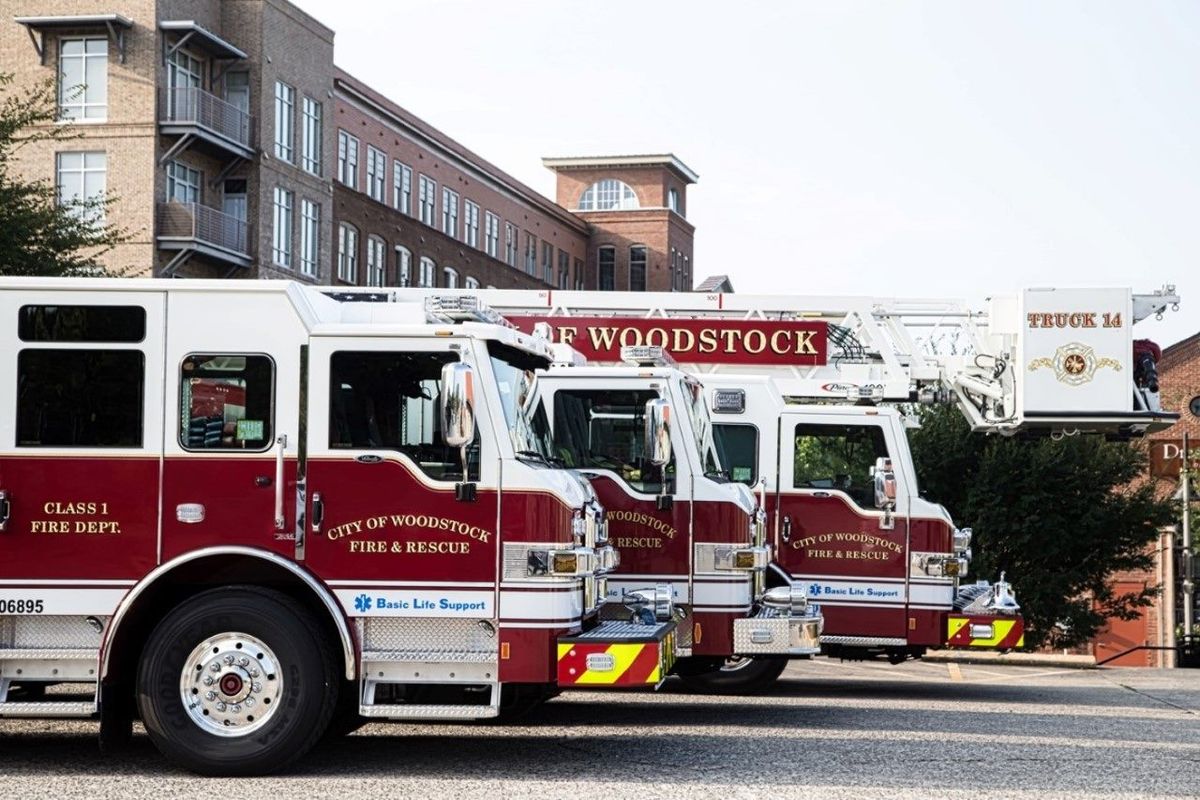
<box><xmin>556</xmin><ymin>632</ymin><xmax>675</xmax><ymax>687</ymax></box>
<box><xmin>945</xmin><ymin>614</ymin><xmax>1025</xmax><ymax>649</ymax></box>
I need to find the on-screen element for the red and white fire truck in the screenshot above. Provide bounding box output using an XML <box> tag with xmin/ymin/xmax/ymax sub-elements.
<box><xmin>0</xmin><ymin>278</ymin><xmax>689</xmax><ymax>775</ymax></box>
<box><xmin>456</xmin><ymin>284</ymin><xmax>1180</xmax><ymax>671</ymax></box>
<box><xmin>535</xmin><ymin>344</ymin><xmax>821</xmax><ymax>693</ymax></box>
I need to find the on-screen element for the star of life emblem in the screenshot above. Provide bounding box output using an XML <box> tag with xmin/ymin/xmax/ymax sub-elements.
<box><xmin>1028</xmin><ymin>342</ymin><xmax>1121</xmax><ymax>386</ymax></box>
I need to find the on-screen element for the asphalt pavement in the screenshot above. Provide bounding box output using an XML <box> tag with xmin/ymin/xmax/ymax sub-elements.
<box><xmin>1</xmin><ymin>658</ymin><xmax>1197</xmax><ymax>799</ymax></box>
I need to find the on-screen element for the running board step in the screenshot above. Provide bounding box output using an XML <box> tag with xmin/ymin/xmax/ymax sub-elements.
<box><xmin>358</xmin><ymin>703</ymin><xmax>499</xmax><ymax>720</ymax></box>
<box><xmin>0</xmin><ymin>701</ymin><xmax>97</xmax><ymax>718</ymax></box>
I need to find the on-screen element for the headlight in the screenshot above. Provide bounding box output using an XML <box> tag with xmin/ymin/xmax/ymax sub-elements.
<box><xmin>572</xmin><ymin>512</ymin><xmax>587</xmax><ymax>543</ymax></box>
<box><xmin>953</xmin><ymin>527</ymin><xmax>973</xmax><ymax>552</ymax></box>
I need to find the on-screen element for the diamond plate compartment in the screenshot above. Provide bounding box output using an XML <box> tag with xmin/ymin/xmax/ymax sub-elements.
<box><xmin>0</xmin><ymin>616</ymin><xmax>107</xmax><ymax>650</ymax></box>
<box><xmin>733</xmin><ymin>616</ymin><xmax>821</xmax><ymax>656</ymax></box>
<box><xmin>360</xmin><ymin>618</ymin><xmax>497</xmax><ymax>661</ymax></box>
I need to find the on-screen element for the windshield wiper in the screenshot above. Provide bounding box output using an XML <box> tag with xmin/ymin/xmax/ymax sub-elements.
<box><xmin>704</xmin><ymin>469</ymin><xmax>731</xmax><ymax>483</ymax></box>
<box><xmin>516</xmin><ymin>450</ymin><xmax>564</xmax><ymax>467</ymax></box>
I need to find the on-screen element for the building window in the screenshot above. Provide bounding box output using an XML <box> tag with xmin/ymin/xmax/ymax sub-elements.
<box><xmin>301</xmin><ymin>97</ymin><xmax>322</xmax><ymax>175</ymax></box>
<box><xmin>528</xmin><ymin>232</ymin><xmax>542</xmax><ymax>277</ymax></box>
<box><xmin>166</xmin><ymin>160</ymin><xmax>200</xmax><ymax>204</ymax></box>
<box><xmin>365</xmin><ymin>146</ymin><xmax>386</xmax><ymax>203</ymax></box>
<box><xmin>338</xmin><ymin>222</ymin><xmax>359</xmax><ymax>283</ymax></box>
<box><xmin>598</xmin><ymin>246</ymin><xmax>615</xmax><ymax>291</ymax></box>
<box><xmin>56</xmin><ymin>151</ymin><xmax>107</xmax><ymax>223</ymax></box>
<box><xmin>366</xmin><ymin>235</ymin><xmax>385</xmax><ymax>287</ymax></box>
<box><xmin>395</xmin><ymin>246</ymin><xmax>412</xmax><ymax>286</ymax></box>
<box><xmin>418</xmin><ymin>175</ymin><xmax>436</xmax><ymax>225</ymax></box>
<box><xmin>578</xmin><ymin>179</ymin><xmax>639</xmax><ymax>211</ymax></box>
<box><xmin>442</xmin><ymin>188</ymin><xmax>459</xmax><ymax>238</ymax></box>
<box><xmin>505</xmin><ymin>222</ymin><xmax>517</xmax><ymax>266</ymax></box>
<box><xmin>629</xmin><ymin>245</ymin><xmax>647</xmax><ymax>292</ymax></box>
<box><xmin>165</xmin><ymin>48</ymin><xmax>202</xmax><ymax>120</ymax></box>
<box><xmin>541</xmin><ymin>242</ymin><xmax>553</xmax><ymax>284</ymax></box>
<box><xmin>574</xmin><ymin>257</ymin><xmax>584</xmax><ymax>290</ymax></box>
<box><xmin>272</xmin><ymin>187</ymin><xmax>294</xmax><ymax>268</ymax></box>
<box><xmin>464</xmin><ymin>201</ymin><xmax>480</xmax><ymax>248</ymax></box>
<box><xmin>484</xmin><ymin>212</ymin><xmax>500</xmax><ymax>258</ymax></box>
<box><xmin>669</xmin><ymin>247</ymin><xmax>677</xmax><ymax>291</ymax></box>
<box><xmin>393</xmin><ymin>162</ymin><xmax>412</xmax><ymax>215</ymax></box>
<box><xmin>273</xmin><ymin>81</ymin><xmax>295</xmax><ymax>162</ymax></box>
<box><xmin>558</xmin><ymin>250</ymin><xmax>570</xmax><ymax>289</ymax></box>
<box><xmin>465</xmin><ymin>276</ymin><xmax>479</xmax><ymax>290</ymax></box>
<box><xmin>418</xmin><ymin>256</ymin><xmax>435</xmax><ymax>288</ymax></box>
<box><xmin>668</xmin><ymin>187</ymin><xmax>681</xmax><ymax>215</ymax></box>
<box><xmin>444</xmin><ymin>267</ymin><xmax>458</xmax><ymax>289</ymax></box>
<box><xmin>58</xmin><ymin>38</ymin><xmax>107</xmax><ymax>121</ymax></box>
<box><xmin>300</xmin><ymin>199</ymin><xmax>320</xmax><ymax>278</ymax></box>
<box><xmin>682</xmin><ymin>255</ymin><xmax>690</xmax><ymax>291</ymax></box>
<box><xmin>337</xmin><ymin>130</ymin><xmax>358</xmax><ymax>188</ymax></box>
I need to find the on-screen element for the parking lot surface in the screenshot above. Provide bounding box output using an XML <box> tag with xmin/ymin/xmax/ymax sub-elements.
<box><xmin>1</xmin><ymin>658</ymin><xmax>1197</xmax><ymax>799</ymax></box>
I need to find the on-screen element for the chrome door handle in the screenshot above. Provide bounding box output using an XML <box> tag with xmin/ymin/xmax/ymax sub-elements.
<box><xmin>274</xmin><ymin>435</ymin><xmax>287</xmax><ymax>530</ymax></box>
<box><xmin>0</xmin><ymin>489</ymin><xmax>10</xmax><ymax>532</ymax></box>
<box><xmin>310</xmin><ymin>492</ymin><xmax>324</xmax><ymax>535</ymax></box>
<box><xmin>781</xmin><ymin>514</ymin><xmax>792</xmax><ymax>543</ymax></box>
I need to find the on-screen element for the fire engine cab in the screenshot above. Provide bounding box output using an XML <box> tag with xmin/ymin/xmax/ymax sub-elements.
<box><xmin>0</xmin><ymin>278</ymin><xmax>685</xmax><ymax>775</ymax></box>
<box><xmin>449</xmin><ymin>284</ymin><xmax>1180</xmax><ymax>664</ymax></box>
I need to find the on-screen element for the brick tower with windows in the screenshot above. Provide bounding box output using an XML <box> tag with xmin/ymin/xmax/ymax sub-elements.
<box><xmin>543</xmin><ymin>155</ymin><xmax>698</xmax><ymax>292</ymax></box>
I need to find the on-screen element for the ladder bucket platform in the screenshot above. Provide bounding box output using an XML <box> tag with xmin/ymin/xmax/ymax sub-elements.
<box><xmin>557</xmin><ymin>620</ymin><xmax>676</xmax><ymax>688</ymax></box>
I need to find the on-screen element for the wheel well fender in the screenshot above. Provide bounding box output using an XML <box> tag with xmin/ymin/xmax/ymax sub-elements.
<box><xmin>101</xmin><ymin>547</ymin><xmax>356</xmax><ymax>685</ymax></box>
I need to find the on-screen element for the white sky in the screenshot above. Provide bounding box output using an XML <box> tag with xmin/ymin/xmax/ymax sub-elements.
<box><xmin>295</xmin><ymin>0</ymin><xmax>1197</xmax><ymax>347</ymax></box>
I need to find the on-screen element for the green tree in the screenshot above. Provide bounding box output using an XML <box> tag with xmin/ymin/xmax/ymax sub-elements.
<box><xmin>0</xmin><ymin>73</ymin><xmax>126</xmax><ymax>276</ymax></box>
<box><xmin>908</xmin><ymin>404</ymin><xmax>1174</xmax><ymax>649</ymax></box>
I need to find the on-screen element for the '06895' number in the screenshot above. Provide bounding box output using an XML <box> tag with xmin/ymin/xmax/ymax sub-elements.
<box><xmin>0</xmin><ymin>599</ymin><xmax>44</xmax><ymax>614</ymax></box>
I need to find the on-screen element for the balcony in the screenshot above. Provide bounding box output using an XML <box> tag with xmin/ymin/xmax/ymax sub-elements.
<box><xmin>159</xmin><ymin>87</ymin><xmax>255</xmax><ymax>161</ymax></box>
<box><xmin>157</xmin><ymin>202</ymin><xmax>253</xmax><ymax>272</ymax></box>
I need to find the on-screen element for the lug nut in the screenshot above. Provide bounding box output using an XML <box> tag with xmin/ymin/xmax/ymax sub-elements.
<box><xmin>205</xmin><ymin>691</ymin><xmax>216</xmax><ymax>701</ymax></box>
<box><xmin>223</xmin><ymin>655</ymin><xmax>235</xmax><ymax>665</ymax></box>
<box><xmin>216</xmin><ymin>702</ymin><xmax>227</xmax><ymax>712</ymax></box>
<box><xmin>238</xmin><ymin>657</ymin><xmax>249</xmax><ymax>667</ymax></box>
<box><xmin>244</xmin><ymin>697</ymin><xmax>255</xmax><ymax>708</ymax></box>
<box><xmin>248</xmin><ymin>669</ymin><xmax>259</xmax><ymax>678</ymax></box>
<box><xmin>203</xmin><ymin>676</ymin><xmax>214</xmax><ymax>686</ymax></box>
<box><xmin>231</xmin><ymin>704</ymin><xmax>242</xmax><ymax>713</ymax></box>
<box><xmin>210</xmin><ymin>663</ymin><xmax>221</xmax><ymax>672</ymax></box>
<box><xmin>252</xmin><ymin>682</ymin><xmax>262</xmax><ymax>693</ymax></box>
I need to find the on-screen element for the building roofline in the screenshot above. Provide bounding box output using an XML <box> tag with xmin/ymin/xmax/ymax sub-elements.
<box><xmin>333</xmin><ymin>68</ymin><xmax>589</xmax><ymax>235</ymax></box>
<box><xmin>541</xmin><ymin>154</ymin><xmax>700</xmax><ymax>184</ymax></box>
<box><xmin>1160</xmin><ymin>330</ymin><xmax>1200</xmax><ymax>370</ymax></box>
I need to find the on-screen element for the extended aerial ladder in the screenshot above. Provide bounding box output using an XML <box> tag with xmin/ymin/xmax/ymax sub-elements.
<box><xmin>373</xmin><ymin>284</ymin><xmax>1181</xmax><ymax>439</ymax></box>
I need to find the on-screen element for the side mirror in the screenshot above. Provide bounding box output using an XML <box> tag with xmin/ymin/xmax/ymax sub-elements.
<box><xmin>872</xmin><ymin>456</ymin><xmax>896</xmax><ymax>509</ymax></box>
<box><xmin>872</xmin><ymin>456</ymin><xmax>896</xmax><ymax>531</ymax></box>
<box><xmin>440</xmin><ymin>362</ymin><xmax>476</xmax><ymax>448</ymax></box>
<box><xmin>440</xmin><ymin>362</ymin><xmax>476</xmax><ymax>500</ymax></box>
<box><xmin>644</xmin><ymin>398</ymin><xmax>672</xmax><ymax>467</ymax></box>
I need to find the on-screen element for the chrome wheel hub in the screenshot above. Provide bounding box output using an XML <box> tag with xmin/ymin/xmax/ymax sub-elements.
<box><xmin>181</xmin><ymin>631</ymin><xmax>282</xmax><ymax>737</ymax></box>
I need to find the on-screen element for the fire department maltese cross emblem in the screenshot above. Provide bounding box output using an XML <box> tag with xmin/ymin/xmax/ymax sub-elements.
<box><xmin>1028</xmin><ymin>342</ymin><xmax>1121</xmax><ymax>386</ymax></box>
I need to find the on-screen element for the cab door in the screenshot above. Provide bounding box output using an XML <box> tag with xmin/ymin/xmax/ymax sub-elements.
<box><xmin>300</xmin><ymin>336</ymin><xmax>499</xmax><ymax>612</ymax></box>
<box><xmin>774</xmin><ymin>412</ymin><xmax>909</xmax><ymax>640</ymax></box>
<box><xmin>0</xmin><ymin>292</ymin><xmax>164</xmax><ymax>617</ymax></box>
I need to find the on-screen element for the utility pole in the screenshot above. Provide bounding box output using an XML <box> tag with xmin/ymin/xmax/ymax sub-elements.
<box><xmin>1183</xmin><ymin>432</ymin><xmax>1193</xmax><ymax>640</ymax></box>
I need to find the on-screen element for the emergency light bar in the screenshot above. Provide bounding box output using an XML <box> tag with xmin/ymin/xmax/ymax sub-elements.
<box><xmin>620</xmin><ymin>345</ymin><xmax>677</xmax><ymax>368</ymax></box>
<box><xmin>424</xmin><ymin>295</ymin><xmax>513</xmax><ymax>328</ymax></box>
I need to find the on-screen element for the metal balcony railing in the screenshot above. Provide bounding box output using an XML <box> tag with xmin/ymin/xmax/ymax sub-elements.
<box><xmin>158</xmin><ymin>202</ymin><xmax>250</xmax><ymax>259</ymax></box>
<box><xmin>160</xmin><ymin>87</ymin><xmax>253</xmax><ymax>151</ymax></box>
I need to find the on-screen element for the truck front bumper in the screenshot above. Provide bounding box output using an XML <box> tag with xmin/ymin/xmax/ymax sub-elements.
<box><xmin>732</xmin><ymin>610</ymin><xmax>823</xmax><ymax>656</ymax></box>
<box><xmin>557</xmin><ymin>620</ymin><xmax>677</xmax><ymax>687</ymax></box>
<box><xmin>945</xmin><ymin>614</ymin><xmax>1025</xmax><ymax>649</ymax></box>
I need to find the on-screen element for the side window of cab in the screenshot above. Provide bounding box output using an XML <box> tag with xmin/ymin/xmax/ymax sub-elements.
<box><xmin>793</xmin><ymin>423</ymin><xmax>888</xmax><ymax>508</ymax></box>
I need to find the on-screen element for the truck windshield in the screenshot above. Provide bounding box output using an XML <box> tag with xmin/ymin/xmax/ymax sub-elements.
<box><xmin>678</xmin><ymin>377</ymin><xmax>724</xmax><ymax>479</ymax></box>
<box><xmin>551</xmin><ymin>389</ymin><xmax>675</xmax><ymax>495</ymax></box>
<box><xmin>488</xmin><ymin>342</ymin><xmax>555</xmax><ymax>464</ymax></box>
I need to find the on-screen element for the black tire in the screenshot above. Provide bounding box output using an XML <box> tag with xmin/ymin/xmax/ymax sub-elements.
<box><xmin>676</xmin><ymin>655</ymin><xmax>788</xmax><ymax>695</ymax></box>
<box><xmin>136</xmin><ymin>586</ymin><xmax>338</xmax><ymax>775</ymax></box>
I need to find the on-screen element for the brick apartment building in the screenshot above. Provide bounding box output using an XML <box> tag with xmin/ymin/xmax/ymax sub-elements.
<box><xmin>1090</xmin><ymin>332</ymin><xmax>1200</xmax><ymax>667</ymax></box>
<box><xmin>3</xmin><ymin>0</ymin><xmax>698</xmax><ymax>292</ymax></box>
